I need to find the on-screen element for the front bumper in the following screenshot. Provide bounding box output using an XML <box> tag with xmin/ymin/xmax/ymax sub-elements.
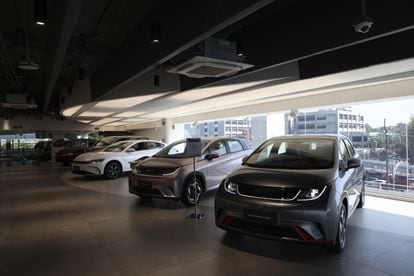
<box><xmin>72</xmin><ymin>163</ymin><xmax>102</xmax><ymax>175</ymax></box>
<box><xmin>214</xmin><ymin>186</ymin><xmax>337</xmax><ymax>243</ymax></box>
<box><xmin>56</xmin><ymin>155</ymin><xmax>75</xmax><ymax>163</ymax></box>
<box><xmin>128</xmin><ymin>172</ymin><xmax>182</xmax><ymax>199</ymax></box>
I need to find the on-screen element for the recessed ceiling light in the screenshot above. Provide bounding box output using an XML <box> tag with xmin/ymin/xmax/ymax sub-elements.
<box><xmin>17</xmin><ymin>61</ymin><xmax>40</xmax><ymax>70</ymax></box>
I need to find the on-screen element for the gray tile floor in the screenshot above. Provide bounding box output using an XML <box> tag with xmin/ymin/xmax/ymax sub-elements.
<box><xmin>1</xmin><ymin>163</ymin><xmax>414</xmax><ymax>276</ymax></box>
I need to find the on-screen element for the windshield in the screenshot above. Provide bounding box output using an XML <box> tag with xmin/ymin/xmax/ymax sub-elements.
<box><xmin>154</xmin><ymin>140</ymin><xmax>210</xmax><ymax>158</ymax></box>
<box><xmin>96</xmin><ymin>137</ymin><xmax>116</xmax><ymax>146</ymax></box>
<box><xmin>245</xmin><ymin>138</ymin><xmax>335</xmax><ymax>169</ymax></box>
<box><xmin>104</xmin><ymin>142</ymin><xmax>130</xmax><ymax>152</ymax></box>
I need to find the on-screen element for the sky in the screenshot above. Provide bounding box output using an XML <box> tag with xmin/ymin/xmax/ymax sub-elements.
<box><xmin>350</xmin><ymin>98</ymin><xmax>414</xmax><ymax>128</ymax></box>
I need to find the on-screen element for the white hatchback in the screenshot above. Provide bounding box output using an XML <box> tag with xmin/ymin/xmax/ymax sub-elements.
<box><xmin>72</xmin><ymin>140</ymin><xmax>165</xmax><ymax>179</ymax></box>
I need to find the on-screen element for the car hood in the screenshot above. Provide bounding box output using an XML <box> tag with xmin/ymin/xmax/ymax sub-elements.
<box><xmin>74</xmin><ymin>151</ymin><xmax>114</xmax><ymax>162</ymax></box>
<box><xmin>56</xmin><ymin>147</ymin><xmax>82</xmax><ymax>155</ymax></box>
<box><xmin>56</xmin><ymin>148</ymin><xmax>73</xmax><ymax>155</ymax></box>
<box><xmin>229</xmin><ymin>166</ymin><xmax>336</xmax><ymax>188</ymax></box>
<box><xmin>86</xmin><ymin>145</ymin><xmax>105</xmax><ymax>152</ymax></box>
<box><xmin>140</xmin><ymin>157</ymin><xmax>193</xmax><ymax>168</ymax></box>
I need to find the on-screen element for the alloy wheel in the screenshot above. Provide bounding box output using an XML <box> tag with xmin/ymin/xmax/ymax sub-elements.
<box><xmin>338</xmin><ymin>206</ymin><xmax>347</xmax><ymax>249</ymax></box>
<box><xmin>186</xmin><ymin>179</ymin><xmax>202</xmax><ymax>204</ymax></box>
<box><xmin>106</xmin><ymin>162</ymin><xmax>121</xmax><ymax>179</ymax></box>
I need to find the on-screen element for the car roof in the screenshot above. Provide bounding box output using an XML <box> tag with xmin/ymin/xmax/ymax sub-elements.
<box><xmin>105</xmin><ymin>135</ymin><xmax>148</xmax><ymax>139</ymax></box>
<box><xmin>269</xmin><ymin>134</ymin><xmax>343</xmax><ymax>140</ymax></box>
<box><xmin>109</xmin><ymin>139</ymin><xmax>163</xmax><ymax>145</ymax></box>
<box><xmin>175</xmin><ymin>137</ymin><xmax>247</xmax><ymax>143</ymax></box>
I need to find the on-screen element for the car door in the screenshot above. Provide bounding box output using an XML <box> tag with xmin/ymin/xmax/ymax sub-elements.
<box><xmin>338</xmin><ymin>139</ymin><xmax>358</xmax><ymax>213</ymax></box>
<box><xmin>203</xmin><ymin>140</ymin><xmax>233</xmax><ymax>189</ymax></box>
<box><xmin>225</xmin><ymin>139</ymin><xmax>250</xmax><ymax>172</ymax></box>
<box><xmin>344</xmin><ymin>138</ymin><xmax>364</xmax><ymax>206</ymax></box>
<box><xmin>118</xmin><ymin>142</ymin><xmax>143</xmax><ymax>171</ymax></box>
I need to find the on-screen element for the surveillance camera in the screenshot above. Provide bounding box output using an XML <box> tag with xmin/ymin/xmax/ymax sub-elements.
<box><xmin>353</xmin><ymin>17</ymin><xmax>373</xmax><ymax>33</ymax></box>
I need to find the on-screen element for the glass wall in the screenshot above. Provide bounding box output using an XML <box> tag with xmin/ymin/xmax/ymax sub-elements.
<box><xmin>285</xmin><ymin>99</ymin><xmax>414</xmax><ymax>195</ymax></box>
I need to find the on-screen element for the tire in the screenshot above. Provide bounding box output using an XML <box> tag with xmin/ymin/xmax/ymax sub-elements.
<box><xmin>329</xmin><ymin>203</ymin><xmax>347</xmax><ymax>253</ymax></box>
<box><xmin>357</xmin><ymin>185</ymin><xmax>365</xmax><ymax>208</ymax></box>
<box><xmin>104</xmin><ymin>161</ymin><xmax>122</xmax><ymax>179</ymax></box>
<box><xmin>181</xmin><ymin>176</ymin><xmax>203</xmax><ymax>207</ymax></box>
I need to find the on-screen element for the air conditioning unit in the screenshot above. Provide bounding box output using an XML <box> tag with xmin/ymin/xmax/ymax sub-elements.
<box><xmin>0</xmin><ymin>93</ymin><xmax>38</xmax><ymax>109</ymax></box>
<box><xmin>168</xmin><ymin>56</ymin><xmax>253</xmax><ymax>78</ymax></box>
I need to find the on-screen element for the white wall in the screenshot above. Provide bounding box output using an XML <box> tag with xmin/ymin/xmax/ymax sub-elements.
<box><xmin>267</xmin><ymin>113</ymin><xmax>285</xmax><ymax>138</ymax></box>
<box><xmin>130</xmin><ymin>120</ymin><xmax>185</xmax><ymax>143</ymax></box>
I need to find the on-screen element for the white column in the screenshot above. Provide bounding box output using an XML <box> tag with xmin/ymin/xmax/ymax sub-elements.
<box><xmin>163</xmin><ymin>118</ymin><xmax>185</xmax><ymax>144</ymax></box>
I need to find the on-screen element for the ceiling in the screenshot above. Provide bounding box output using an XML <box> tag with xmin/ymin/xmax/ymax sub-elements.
<box><xmin>1</xmin><ymin>0</ymin><xmax>414</xmax><ymax>127</ymax></box>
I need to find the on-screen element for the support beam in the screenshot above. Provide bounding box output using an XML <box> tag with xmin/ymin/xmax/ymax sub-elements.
<box><xmin>90</xmin><ymin>0</ymin><xmax>273</xmax><ymax>101</ymax></box>
<box><xmin>43</xmin><ymin>0</ymin><xmax>82</xmax><ymax>112</ymax></box>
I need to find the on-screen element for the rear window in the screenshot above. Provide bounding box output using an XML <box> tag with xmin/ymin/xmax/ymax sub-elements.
<box><xmin>245</xmin><ymin>138</ymin><xmax>335</xmax><ymax>169</ymax></box>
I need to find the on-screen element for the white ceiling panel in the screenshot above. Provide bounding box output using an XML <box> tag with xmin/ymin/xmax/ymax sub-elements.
<box><xmin>90</xmin><ymin>118</ymin><xmax>120</xmax><ymax>125</ymax></box>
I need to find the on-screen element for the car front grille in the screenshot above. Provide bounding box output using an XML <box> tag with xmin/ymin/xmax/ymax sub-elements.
<box><xmin>231</xmin><ymin>218</ymin><xmax>300</xmax><ymax>240</ymax></box>
<box><xmin>135</xmin><ymin>166</ymin><xmax>177</xmax><ymax>176</ymax></box>
<box><xmin>237</xmin><ymin>183</ymin><xmax>300</xmax><ymax>201</ymax></box>
<box><xmin>133</xmin><ymin>186</ymin><xmax>163</xmax><ymax>197</ymax></box>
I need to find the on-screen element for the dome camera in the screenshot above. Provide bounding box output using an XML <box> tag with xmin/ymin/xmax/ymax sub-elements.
<box><xmin>353</xmin><ymin>17</ymin><xmax>373</xmax><ymax>33</ymax></box>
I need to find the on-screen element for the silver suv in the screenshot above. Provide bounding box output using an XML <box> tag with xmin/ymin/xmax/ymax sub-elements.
<box><xmin>129</xmin><ymin>137</ymin><xmax>252</xmax><ymax>206</ymax></box>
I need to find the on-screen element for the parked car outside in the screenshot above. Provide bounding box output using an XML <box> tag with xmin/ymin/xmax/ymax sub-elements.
<box><xmin>55</xmin><ymin>139</ymin><xmax>96</xmax><ymax>164</ymax></box>
<box><xmin>88</xmin><ymin>135</ymin><xmax>149</xmax><ymax>152</ymax></box>
<box><xmin>129</xmin><ymin>137</ymin><xmax>252</xmax><ymax>206</ymax></box>
<box><xmin>72</xmin><ymin>140</ymin><xmax>165</xmax><ymax>179</ymax></box>
<box><xmin>215</xmin><ymin>135</ymin><xmax>365</xmax><ymax>252</ymax></box>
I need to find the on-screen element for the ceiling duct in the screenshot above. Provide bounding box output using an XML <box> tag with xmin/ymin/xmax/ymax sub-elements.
<box><xmin>0</xmin><ymin>93</ymin><xmax>38</xmax><ymax>109</ymax></box>
<box><xmin>168</xmin><ymin>38</ymin><xmax>253</xmax><ymax>78</ymax></box>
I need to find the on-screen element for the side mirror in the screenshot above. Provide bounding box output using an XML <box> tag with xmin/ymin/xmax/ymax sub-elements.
<box><xmin>205</xmin><ymin>153</ymin><xmax>219</xmax><ymax>161</ymax></box>
<box><xmin>126</xmin><ymin>148</ymin><xmax>136</xmax><ymax>153</ymax></box>
<box><xmin>347</xmin><ymin>158</ymin><xmax>361</xmax><ymax>169</ymax></box>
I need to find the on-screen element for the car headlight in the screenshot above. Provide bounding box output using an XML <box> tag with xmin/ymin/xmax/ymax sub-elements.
<box><xmin>297</xmin><ymin>186</ymin><xmax>327</xmax><ymax>201</ymax></box>
<box><xmin>223</xmin><ymin>179</ymin><xmax>237</xmax><ymax>194</ymax></box>
<box><xmin>161</xmin><ymin>167</ymin><xmax>180</xmax><ymax>175</ymax></box>
<box><xmin>88</xmin><ymin>159</ymin><xmax>104</xmax><ymax>164</ymax></box>
<box><xmin>134</xmin><ymin>166</ymin><xmax>141</xmax><ymax>174</ymax></box>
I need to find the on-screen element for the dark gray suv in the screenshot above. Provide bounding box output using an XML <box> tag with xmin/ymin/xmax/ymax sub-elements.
<box><xmin>215</xmin><ymin>135</ymin><xmax>365</xmax><ymax>252</ymax></box>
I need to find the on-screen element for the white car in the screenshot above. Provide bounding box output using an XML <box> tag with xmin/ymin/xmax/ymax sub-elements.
<box><xmin>72</xmin><ymin>140</ymin><xmax>165</xmax><ymax>179</ymax></box>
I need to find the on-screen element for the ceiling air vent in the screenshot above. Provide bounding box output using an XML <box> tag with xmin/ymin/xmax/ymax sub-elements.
<box><xmin>0</xmin><ymin>93</ymin><xmax>38</xmax><ymax>109</ymax></box>
<box><xmin>168</xmin><ymin>56</ymin><xmax>253</xmax><ymax>78</ymax></box>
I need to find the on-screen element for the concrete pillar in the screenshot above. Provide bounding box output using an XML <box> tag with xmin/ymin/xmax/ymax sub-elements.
<box><xmin>163</xmin><ymin>118</ymin><xmax>185</xmax><ymax>144</ymax></box>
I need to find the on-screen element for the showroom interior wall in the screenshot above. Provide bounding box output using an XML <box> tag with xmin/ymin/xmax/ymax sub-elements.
<box><xmin>130</xmin><ymin>119</ymin><xmax>185</xmax><ymax>143</ymax></box>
